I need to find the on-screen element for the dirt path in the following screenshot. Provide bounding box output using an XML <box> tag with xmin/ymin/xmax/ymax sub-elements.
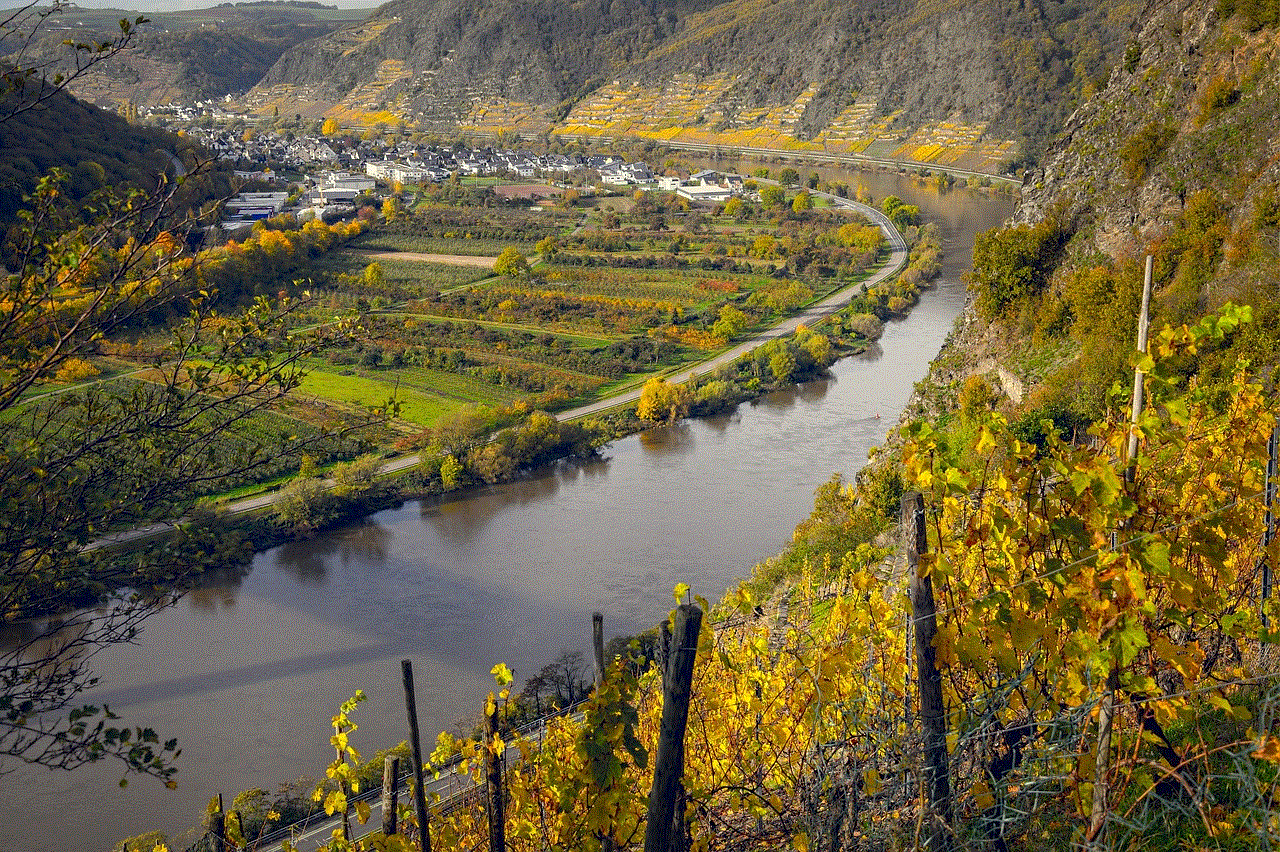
<box><xmin>355</xmin><ymin>250</ymin><xmax>499</xmax><ymax>268</ymax></box>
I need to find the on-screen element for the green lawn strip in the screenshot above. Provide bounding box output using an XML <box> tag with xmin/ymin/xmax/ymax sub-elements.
<box><xmin>297</xmin><ymin>367</ymin><xmax>457</xmax><ymax>427</ymax></box>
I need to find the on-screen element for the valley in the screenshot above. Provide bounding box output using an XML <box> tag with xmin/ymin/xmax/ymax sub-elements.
<box><xmin>4</xmin><ymin>0</ymin><xmax>1280</xmax><ymax>850</ymax></box>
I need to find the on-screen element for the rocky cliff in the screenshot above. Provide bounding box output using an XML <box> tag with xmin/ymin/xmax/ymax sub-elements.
<box><xmin>915</xmin><ymin>0</ymin><xmax>1280</xmax><ymax>431</ymax></box>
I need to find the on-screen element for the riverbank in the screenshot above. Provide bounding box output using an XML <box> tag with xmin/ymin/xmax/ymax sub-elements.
<box><xmin>56</xmin><ymin>215</ymin><xmax>928</xmax><ymax>620</ymax></box>
<box><xmin>0</xmin><ymin>170</ymin><xmax>1014</xmax><ymax>852</ymax></box>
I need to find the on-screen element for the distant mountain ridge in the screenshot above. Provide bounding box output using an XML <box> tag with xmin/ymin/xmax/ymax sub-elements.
<box><xmin>243</xmin><ymin>0</ymin><xmax>1139</xmax><ymax>169</ymax></box>
<box><xmin>1</xmin><ymin>2</ymin><xmax>364</xmax><ymax>106</ymax></box>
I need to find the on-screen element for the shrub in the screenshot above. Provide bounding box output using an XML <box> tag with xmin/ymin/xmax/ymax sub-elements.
<box><xmin>968</xmin><ymin>221</ymin><xmax>1064</xmax><ymax>318</ymax></box>
<box><xmin>1119</xmin><ymin>120</ymin><xmax>1177</xmax><ymax>184</ymax></box>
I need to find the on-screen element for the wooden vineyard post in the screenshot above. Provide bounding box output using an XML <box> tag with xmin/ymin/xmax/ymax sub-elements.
<box><xmin>210</xmin><ymin>793</ymin><xmax>226</xmax><ymax>852</ymax></box>
<box><xmin>401</xmin><ymin>660</ymin><xmax>432</xmax><ymax>852</ymax></box>
<box><xmin>903</xmin><ymin>491</ymin><xmax>951</xmax><ymax>851</ymax></box>
<box><xmin>593</xmin><ymin>611</ymin><xmax>617</xmax><ymax>852</ymax></box>
<box><xmin>593</xmin><ymin>611</ymin><xmax>607</xmax><ymax>689</ymax></box>
<box><xmin>1262</xmin><ymin>422</ymin><xmax>1278</xmax><ymax>624</ymax></box>
<box><xmin>382</xmin><ymin>755</ymin><xmax>400</xmax><ymax>837</ymax></box>
<box><xmin>1125</xmin><ymin>255</ymin><xmax>1155</xmax><ymax>485</ymax></box>
<box><xmin>485</xmin><ymin>703</ymin><xmax>507</xmax><ymax>852</ymax></box>
<box><xmin>644</xmin><ymin>603</ymin><xmax>703</xmax><ymax>852</ymax></box>
<box><xmin>1091</xmin><ymin>255</ymin><xmax>1155</xmax><ymax>850</ymax></box>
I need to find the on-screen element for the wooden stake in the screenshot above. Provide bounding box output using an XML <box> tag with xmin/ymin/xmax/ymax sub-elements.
<box><xmin>485</xmin><ymin>704</ymin><xmax>507</xmax><ymax>852</ymax></box>
<box><xmin>659</xmin><ymin>618</ymin><xmax>673</xmax><ymax>690</ymax></box>
<box><xmin>1262</xmin><ymin>423</ymin><xmax>1278</xmax><ymax>624</ymax></box>
<box><xmin>644</xmin><ymin>604</ymin><xmax>703</xmax><ymax>852</ymax></box>
<box><xmin>401</xmin><ymin>660</ymin><xmax>432</xmax><ymax>852</ymax></box>
<box><xmin>1087</xmin><ymin>668</ymin><xmax>1119</xmax><ymax>850</ymax></box>
<box><xmin>593</xmin><ymin>611</ymin><xmax>607</xmax><ymax>689</ymax></box>
<box><xmin>210</xmin><ymin>793</ymin><xmax>225</xmax><ymax>852</ymax></box>
<box><xmin>1093</xmin><ymin>254</ymin><xmax>1155</xmax><ymax>848</ymax></box>
<box><xmin>383</xmin><ymin>755</ymin><xmax>400</xmax><ymax>837</ymax></box>
<box><xmin>593</xmin><ymin>611</ymin><xmax>617</xmax><ymax>852</ymax></box>
<box><xmin>902</xmin><ymin>492</ymin><xmax>951</xmax><ymax>851</ymax></box>
<box><xmin>1126</xmin><ymin>255</ymin><xmax>1155</xmax><ymax>483</ymax></box>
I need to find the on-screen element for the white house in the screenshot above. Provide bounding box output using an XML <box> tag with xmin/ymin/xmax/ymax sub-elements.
<box><xmin>326</xmin><ymin>171</ymin><xmax>376</xmax><ymax>192</ymax></box>
<box><xmin>676</xmin><ymin>184</ymin><xmax>731</xmax><ymax>204</ymax></box>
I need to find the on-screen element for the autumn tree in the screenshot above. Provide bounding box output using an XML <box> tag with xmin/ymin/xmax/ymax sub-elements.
<box><xmin>968</xmin><ymin>220</ymin><xmax>1063</xmax><ymax>317</ymax></box>
<box><xmin>636</xmin><ymin>377</ymin><xmax>691</xmax><ymax>423</ymax></box>
<box><xmin>760</xmin><ymin>185</ymin><xmax>786</xmax><ymax>209</ymax></box>
<box><xmin>321</xmin><ymin>117</ymin><xmax>340</xmax><ymax>136</ymax></box>
<box><xmin>0</xmin><ymin>75</ymin><xmax>383</xmax><ymax>784</ymax></box>
<box><xmin>494</xmin><ymin>246</ymin><xmax>530</xmax><ymax>277</ymax></box>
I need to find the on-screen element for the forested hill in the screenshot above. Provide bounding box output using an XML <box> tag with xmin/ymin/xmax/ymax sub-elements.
<box><xmin>247</xmin><ymin>0</ymin><xmax>1138</xmax><ymax>170</ymax></box>
<box><xmin>923</xmin><ymin>0</ymin><xmax>1280</xmax><ymax>439</ymax></box>
<box><xmin>0</xmin><ymin>87</ymin><xmax>229</xmax><ymax>221</ymax></box>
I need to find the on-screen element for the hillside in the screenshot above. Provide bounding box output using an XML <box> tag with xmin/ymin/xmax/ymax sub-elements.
<box><xmin>0</xmin><ymin>85</ymin><xmax>196</xmax><ymax>217</ymax></box>
<box><xmin>1</xmin><ymin>2</ymin><xmax>364</xmax><ymax>107</ymax></box>
<box><xmin>244</xmin><ymin>0</ymin><xmax>1139</xmax><ymax>171</ymax></box>
<box><xmin>919</xmin><ymin>0</ymin><xmax>1280</xmax><ymax>435</ymax></box>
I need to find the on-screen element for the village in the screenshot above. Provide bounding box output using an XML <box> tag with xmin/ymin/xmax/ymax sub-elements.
<box><xmin>184</xmin><ymin>121</ymin><xmax>752</xmax><ymax>228</ymax></box>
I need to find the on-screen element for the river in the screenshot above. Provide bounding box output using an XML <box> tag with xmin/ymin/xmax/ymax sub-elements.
<box><xmin>0</xmin><ymin>171</ymin><xmax>1012</xmax><ymax>852</ymax></box>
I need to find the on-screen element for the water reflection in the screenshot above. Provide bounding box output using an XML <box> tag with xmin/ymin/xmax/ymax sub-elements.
<box><xmin>637</xmin><ymin>421</ymin><xmax>696</xmax><ymax>455</ymax></box>
<box><xmin>853</xmin><ymin>341</ymin><xmax>885</xmax><ymax>364</ymax></box>
<box><xmin>274</xmin><ymin>518</ymin><xmax>394</xmax><ymax>583</ymax></box>
<box><xmin>186</xmin><ymin>583</ymin><xmax>240</xmax><ymax>611</ymax></box>
<box><xmin>701</xmin><ymin>408</ymin><xmax>742</xmax><ymax>435</ymax></box>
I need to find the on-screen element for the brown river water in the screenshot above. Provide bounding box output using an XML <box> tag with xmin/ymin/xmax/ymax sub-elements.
<box><xmin>0</xmin><ymin>170</ymin><xmax>1013</xmax><ymax>852</ymax></box>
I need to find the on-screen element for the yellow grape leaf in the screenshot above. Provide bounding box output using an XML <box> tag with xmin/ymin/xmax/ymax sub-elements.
<box><xmin>491</xmin><ymin>663</ymin><xmax>514</xmax><ymax>686</ymax></box>
<box><xmin>673</xmin><ymin>582</ymin><xmax>690</xmax><ymax>602</ymax></box>
<box><xmin>323</xmin><ymin>790</ymin><xmax>347</xmax><ymax>817</ymax></box>
<box><xmin>863</xmin><ymin>768</ymin><xmax>881</xmax><ymax>795</ymax></box>
<box><xmin>355</xmin><ymin>799</ymin><xmax>371</xmax><ymax>824</ymax></box>
<box><xmin>976</xmin><ymin>425</ymin><xmax>996</xmax><ymax>455</ymax></box>
<box><xmin>792</xmin><ymin>831</ymin><xmax>810</xmax><ymax>852</ymax></box>
<box><xmin>1007</xmin><ymin>614</ymin><xmax>1040</xmax><ymax>650</ymax></box>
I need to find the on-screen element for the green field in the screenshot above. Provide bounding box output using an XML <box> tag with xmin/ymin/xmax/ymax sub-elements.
<box><xmin>297</xmin><ymin>367</ymin><xmax>454</xmax><ymax>426</ymax></box>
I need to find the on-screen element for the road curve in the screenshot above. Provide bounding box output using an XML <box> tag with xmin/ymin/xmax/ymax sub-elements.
<box><xmin>555</xmin><ymin>194</ymin><xmax>908</xmax><ymax>421</ymax></box>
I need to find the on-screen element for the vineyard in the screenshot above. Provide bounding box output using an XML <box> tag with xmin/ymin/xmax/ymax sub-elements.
<box><xmin>282</xmin><ymin>187</ymin><xmax>909</xmax><ymax>430</ymax></box>
<box><xmin>311</xmin><ymin>308</ymin><xmax>1279</xmax><ymax>852</ymax></box>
